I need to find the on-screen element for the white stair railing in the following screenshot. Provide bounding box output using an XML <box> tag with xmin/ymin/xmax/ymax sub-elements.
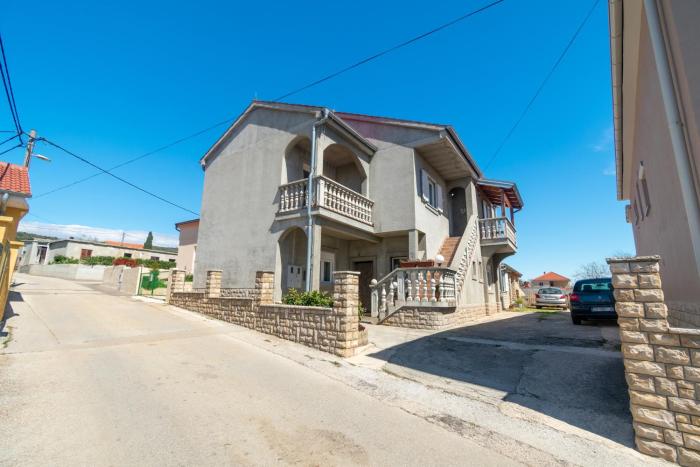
<box><xmin>370</xmin><ymin>267</ymin><xmax>457</xmax><ymax>320</ymax></box>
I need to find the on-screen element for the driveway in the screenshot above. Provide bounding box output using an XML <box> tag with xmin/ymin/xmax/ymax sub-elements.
<box><xmin>367</xmin><ymin>310</ymin><xmax>632</xmax><ymax>447</ymax></box>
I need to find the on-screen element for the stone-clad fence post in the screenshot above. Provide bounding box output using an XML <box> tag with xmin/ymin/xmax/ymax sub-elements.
<box><xmin>166</xmin><ymin>269</ymin><xmax>186</xmax><ymax>303</ymax></box>
<box><xmin>608</xmin><ymin>255</ymin><xmax>700</xmax><ymax>465</ymax></box>
<box><xmin>332</xmin><ymin>271</ymin><xmax>361</xmax><ymax>357</ymax></box>
<box><xmin>206</xmin><ymin>270</ymin><xmax>222</xmax><ymax>299</ymax></box>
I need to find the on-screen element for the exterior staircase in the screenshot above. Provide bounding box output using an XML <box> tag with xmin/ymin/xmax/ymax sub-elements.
<box><xmin>438</xmin><ymin>236</ymin><xmax>461</xmax><ymax>265</ymax></box>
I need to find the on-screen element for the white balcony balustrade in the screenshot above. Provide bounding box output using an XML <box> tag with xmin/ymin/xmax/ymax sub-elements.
<box><xmin>278</xmin><ymin>176</ymin><xmax>373</xmax><ymax>225</ymax></box>
<box><xmin>479</xmin><ymin>217</ymin><xmax>516</xmax><ymax>246</ymax></box>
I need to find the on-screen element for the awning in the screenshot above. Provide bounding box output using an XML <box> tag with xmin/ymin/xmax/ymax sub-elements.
<box><xmin>477</xmin><ymin>178</ymin><xmax>523</xmax><ymax>209</ymax></box>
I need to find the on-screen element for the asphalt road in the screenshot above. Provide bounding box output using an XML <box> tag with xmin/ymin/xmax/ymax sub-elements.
<box><xmin>0</xmin><ymin>274</ymin><xmax>517</xmax><ymax>466</ymax></box>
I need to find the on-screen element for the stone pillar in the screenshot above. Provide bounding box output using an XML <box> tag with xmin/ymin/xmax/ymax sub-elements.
<box><xmin>332</xmin><ymin>271</ymin><xmax>360</xmax><ymax>357</ymax></box>
<box><xmin>206</xmin><ymin>270</ymin><xmax>222</xmax><ymax>299</ymax></box>
<box><xmin>255</xmin><ymin>271</ymin><xmax>274</xmax><ymax>305</ymax></box>
<box><xmin>166</xmin><ymin>269</ymin><xmax>185</xmax><ymax>303</ymax></box>
<box><xmin>607</xmin><ymin>255</ymin><xmax>700</xmax><ymax>465</ymax></box>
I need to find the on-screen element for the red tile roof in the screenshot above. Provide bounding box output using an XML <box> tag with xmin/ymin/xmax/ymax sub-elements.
<box><xmin>104</xmin><ymin>240</ymin><xmax>144</xmax><ymax>250</ymax></box>
<box><xmin>532</xmin><ymin>272</ymin><xmax>570</xmax><ymax>282</ymax></box>
<box><xmin>0</xmin><ymin>162</ymin><xmax>31</xmax><ymax>197</ymax></box>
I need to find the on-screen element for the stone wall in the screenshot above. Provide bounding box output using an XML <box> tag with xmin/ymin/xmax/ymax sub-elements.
<box><xmin>381</xmin><ymin>303</ymin><xmax>498</xmax><ymax>330</ymax></box>
<box><xmin>608</xmin><ymin>255</ymin><xmax>700</xmax><ymax>465</ymax></box>
<box><xmin>168</xmin><ymin>270</ymin><xmax>363</xmax><ymax>357</ymax></box>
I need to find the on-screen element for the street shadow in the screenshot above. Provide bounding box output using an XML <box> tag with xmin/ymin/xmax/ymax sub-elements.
<box><xmin>370</xmin><ymin>311</ymin><xmax>633</xmax><ymax>447</ymax></box>
<box><xmin>0</xmin><ymin>291</ymin><xmax>22</xmax><ymax>338</ymax></box>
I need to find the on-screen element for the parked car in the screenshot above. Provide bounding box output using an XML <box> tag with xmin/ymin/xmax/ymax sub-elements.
<box><xmin>569</xmin><ymin>278</ymin><xmax>616</xmax><ymax>325</ymax></box>
<box><xmin>535</xmin><ymin>287</ymin><xmax>568</xmax><ymax>309</ymax></box>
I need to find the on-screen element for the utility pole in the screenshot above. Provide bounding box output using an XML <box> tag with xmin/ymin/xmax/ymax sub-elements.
<box><xmin>120</xmin><ymin>231</ymin><xmax>125</xmax><ymax>247</ymax></box>
<box><xmin>23</xmin><ymin>129</ymin><xmax>36</xmax><ymax>168</ymax></box>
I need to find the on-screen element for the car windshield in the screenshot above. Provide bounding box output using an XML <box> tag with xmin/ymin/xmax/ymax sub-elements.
<box><xmin>574</xmin><ymin>279</ymin><xmax>612</xmax><ymax>292</ymax></box>
<box><xmin>539</xmin><ymin>288</ymin><xmax>562</xmax><ymax>294</ymax></box>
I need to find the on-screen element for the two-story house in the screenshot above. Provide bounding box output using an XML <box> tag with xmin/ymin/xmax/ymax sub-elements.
<box><xmin>193</xmin><ymin>101</ymin><xmax>523</xmax><ymax>327</ymax></box>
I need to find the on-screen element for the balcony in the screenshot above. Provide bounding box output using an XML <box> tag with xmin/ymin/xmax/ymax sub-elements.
<box><xmin>278</xmin><ymin>176</ymin><xmax>374</xmax><ymax>226</ymax></box>
<box><xmin>479</xmin><ymin>217</ymin><xmax>517</xmax><ymax>254</ymax></box>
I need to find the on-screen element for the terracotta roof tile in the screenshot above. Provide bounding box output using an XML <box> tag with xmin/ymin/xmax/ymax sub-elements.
<box><xmin>104</xmin><ymin>240</ymin><xmax>144</xmax><ymax>249</ymax></box>
<box><xmin>0</xmin><ymin>162</ymin><xmax>31</xmax><ymax>197</ymax></box>
<box><xmin>531</xmin><ymin>271</ymin><xmax>570</xmax><ymax>282</ymax></box>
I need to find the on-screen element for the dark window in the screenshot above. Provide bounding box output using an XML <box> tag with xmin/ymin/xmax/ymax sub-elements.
<box><xmin>151</xmin><ymin>256</ymin><xmax>160</xmax><ymax>261</ymax></box>
<box><xmin>80</xmin><ymin>249</ymin><xmax>92</xmax><ymax>259</ymax></box>
<box><xmin>574</xmin><ymin>279</ymin><xmax>612</xmax><ymax>292</ymax></box>
<box><xmin>123</xmin><ymin>253</ymin><xmax>132</xmax><ymax>258</ymax></box>
<box><xmin>169</xmin><ymin>259</ymin><xmax>176</xmax><ymax>263</ymax></box>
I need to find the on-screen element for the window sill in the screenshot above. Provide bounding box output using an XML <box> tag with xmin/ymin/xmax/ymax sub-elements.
<box><xmin>422</xmin><ymin>199</ymin><xmax>443</xmax><ymax>216</ymax></box>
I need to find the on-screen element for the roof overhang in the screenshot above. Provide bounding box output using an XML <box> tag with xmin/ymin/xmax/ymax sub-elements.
<box><xmin>337</xmin><ymin>111</ymin><xmax>482</xmax><ymax>178</ymax></box>
<box><xmin>175</xmin><ymin>218</ymin><xmax>200</xmax><ymax>231</ymax></box>
<box><xmin>609</xmin><ymin>0</ymin><xmax>644</xmax><ymax>200</ymax></box>
<box><xmin>199</xmin><ymin>101</ymin><xmax>376</xmax><ymax>167</ymax></box>
<box><xmin>477</xmin><ymin>178</ymin><xmax>524</xmax><ymax>209</ymax></box>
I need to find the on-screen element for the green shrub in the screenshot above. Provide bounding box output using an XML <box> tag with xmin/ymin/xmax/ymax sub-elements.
<box><xmin>185</xmin><ymin>274</ymin><xmax>194</xmax><ymax>282</ymax></box>
<box><xmin>136</xmin><ymin>258</ymin><xmax>177</xmax><ymax>270</ymax></box>
<box><xmin>282</xmin><ymin>289</ymin><xmax>333</xmax><ymax>307</ymax></box>
<box><xmin>358</xmin><ymin>304</ymin><xmax>367</xmax><ymax>319</ymax></box>
<box><xmin>51</xmin><ymin>255</ymin><xmax>79</xmax><ymax>264</ymax></box>
<box><xmin>81</xmin><ymin>256</ymin><xmax>115</xmax><ymax>266</ymax></box>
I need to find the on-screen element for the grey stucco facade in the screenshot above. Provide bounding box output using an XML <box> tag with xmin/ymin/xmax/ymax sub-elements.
<box><xmin>194</xmin><ymin>101</ymin><xmax>522</xmax><ymax>311</ymax></box>
<box><xmin>610</xmin><ymin>0</ymin><xmax>700</xmax><ymax>328</ymax></box>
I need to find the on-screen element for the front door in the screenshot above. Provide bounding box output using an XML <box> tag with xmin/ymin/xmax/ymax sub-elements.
<box><xmin>353</xmin><ymin>261</ymin><xmax>374</xmax><ymax>314</ymax></box>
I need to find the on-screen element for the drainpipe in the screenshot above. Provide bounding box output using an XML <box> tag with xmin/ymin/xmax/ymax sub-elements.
<box><xmin>305</xmin><ymin>109</ymin><xmax>330</xmax><ymax>292</ymax></box>
<box><xmin>0</xmin><ymin>193</ymin><xmax>8</xmax><ymax>215</ymax></box>
<box><xmin>644</xmin><ymin>0</ymin><xmax>700</xmax><ymax>272</ymax></box>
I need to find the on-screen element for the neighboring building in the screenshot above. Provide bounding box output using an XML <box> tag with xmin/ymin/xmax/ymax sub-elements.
<box><xmin>19</xmin><ymin>236</ymin><xmax>53</xmax><ymax>267</ymax></box>
<box><xmin>193</xmin><ymin>101</ymin><xmax>523</xmax><ymax>324</ymax></box>
<box><xmin>609</xmin><ymin>0</ymin><xmax>700</xmax><ymax>327</ymax></box>
<box><xmin>174</xmin><ymin>219</ymin><xmax>198</xmax><ymax>274</ymax></box>
<box><xmin>21</xmin><ymin>238</ymin><xmax>177</xmax><ymax>265</ymax></box>
<box><xmin>500</xmin><ymin>263</ymin><xmax>523</xmax><ymax>308</ymax></box>
<box><xmin>531</xmin><ymin>272</ymin><xmax>570</xmax><ymax>289</ymax></box>
<box><xmin>0</xmin><ymin>162</ymin><xmax>31</xmax><ymax>319</ymax></box>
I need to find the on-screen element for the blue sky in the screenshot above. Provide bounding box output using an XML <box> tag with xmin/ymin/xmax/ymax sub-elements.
<box><xmin>1</xmin><ymin>0</ymin><xmax>633</xmax><ymax>279</ymax></box>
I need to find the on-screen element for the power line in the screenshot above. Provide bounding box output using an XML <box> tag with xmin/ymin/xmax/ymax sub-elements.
<box><xmin>274</xmin><ymin>0</ymin><xmax>506</xmax><ymax>101</ymax></box>
<box><xmin>0</xmin><ymin>133</ymin><xmax>19</xmax><ymax>146</ymax></box>
<box><xmin>0</xmin><ymin>142</ymin><xmax>21</xmax><ymax>157</ymax></box>
<box><xmin>34</xmin><ymin>0</ymin><xmax>507</xmax><ymax>199</ymax></box>
<box><xmin>38</xmin><ymin>136</ymin><xmax>200</xmax><ymax>216</ymax></box>
<box><xmin>34</xmin><ymin>117</ymin><xmax>232</xmax><ymax>198</ymax></box>
<box><xmin>0</xmin><ymin>32</ymin><xmax>23</xmax><ymax>142</ymax></box>
<box><xmin>483</xmin><ymin>0</ymin><xmax>600</xmax><ymax>170</ymax></box>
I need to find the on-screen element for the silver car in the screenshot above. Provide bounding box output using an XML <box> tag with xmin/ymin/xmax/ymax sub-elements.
<box><xmin>535</xmin><ymin>287</ymin><xmax>568</xmax><ymax>309</ymax></box>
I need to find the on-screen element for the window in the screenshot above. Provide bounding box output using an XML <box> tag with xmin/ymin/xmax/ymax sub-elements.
<box><xmin>638</xmin><ymin>162</ymin><xmax>651</xmax><ymax>216</ymax></box>
<box><xmin>420</xmin><ymin>169</ymin><xmax>443</xmax><ymax>211</ymax></box>
<box><xmin>80</xmin><ymin>249</ymin><xmax>92</xmax><ymax>259</ymax></box>
<box><xmin>471</xmin><ymin>261</ymin><xmax>477</xmax><ymax>280</ymax></box>
<box><xmin>123</xmin><ymin>253</ymin><xmax>132</xmax><ymax>258</ymax></box>
<box><xmin>169</xmin><ymin>259</ymin><xmax>176</xmax><ymax>263</ymax></box>
<box><xmin>151</xmin><ymin>256</ymin><xmax>160</xmax><ymax>261</ymax></box>
<box><xmin>478</xmin><ymin>259</ymin><xmax>483</xmax><ymax>282</ymax></box>
<box><xmin>320</xmin><ymin>251</ymin><xmax>335</xmax><ymax>284</ymax></box>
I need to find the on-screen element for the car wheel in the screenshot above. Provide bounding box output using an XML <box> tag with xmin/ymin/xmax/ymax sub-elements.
<box><xmin>572</xmin><ymin>316</ymin><xmax>582</xmax><ymax>325</ymax></box>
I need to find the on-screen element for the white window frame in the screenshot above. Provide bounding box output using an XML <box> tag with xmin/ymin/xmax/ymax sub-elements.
<box><xmin>420</xmin><ymin>169</ymin><xmax>443</xmax><ymax>212</ymax></box>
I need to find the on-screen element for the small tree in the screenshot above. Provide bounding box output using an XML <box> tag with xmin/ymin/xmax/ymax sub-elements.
<box><xmin>144</xmin><ymin>231</ymin><xmax>154</xmax><ymax>250</ymax></box>
<box><xmin>574</xmin><ymin>261</ymin><xmax>609</xmax><ymax>280</ymax></box>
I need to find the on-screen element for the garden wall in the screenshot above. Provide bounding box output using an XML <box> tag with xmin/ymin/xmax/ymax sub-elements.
<box><xmin>382</xmin><ymin>303</ymin><xmax>498</xmax><ymax>329</ymax></box>
<box><xmin>102</xmin><ymin>265</ymin><xmax>144</xmax><ymax>295</ymax></box>
<box><xmin>608</xmin><ymin>255</ymin><xmax>700</xmax><ymax>465</ymax></box>
<box><xmin>19</xmin><ymin>263</ymin><xmax>107</xmax><ymax>281</ymax></box>
<box><xmin>168</xmin><ymin>270</ymin><xmax>365</xmax><ymax>357</ymax></box>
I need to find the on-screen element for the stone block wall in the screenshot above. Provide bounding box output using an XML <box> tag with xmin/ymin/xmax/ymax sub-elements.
<box><xmin>382</xmin><ymin>302</ymin><xmax>498</xmax><ymax>330</ymax></box>
<box><xmin>608</xmin><ymin>255</ymin><xmax>700</xmax><ymax>465</ymax></box>
<box><xmin>168</xmin><ymin>270</ymin><xmax>362</xmax><ymax>357</ymax></box>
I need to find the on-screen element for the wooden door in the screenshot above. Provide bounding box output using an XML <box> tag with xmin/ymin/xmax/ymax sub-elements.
<box><xmin>353</xmin><ymin>261</ymin><xmax>374</xmax><ymax>314</ymax></box>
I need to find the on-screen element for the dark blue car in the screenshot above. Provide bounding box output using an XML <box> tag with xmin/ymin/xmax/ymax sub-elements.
<box><xmin>569</xmin><ymin>278</ymin><xmax>616</xmax><ymax>325</ymax></box>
